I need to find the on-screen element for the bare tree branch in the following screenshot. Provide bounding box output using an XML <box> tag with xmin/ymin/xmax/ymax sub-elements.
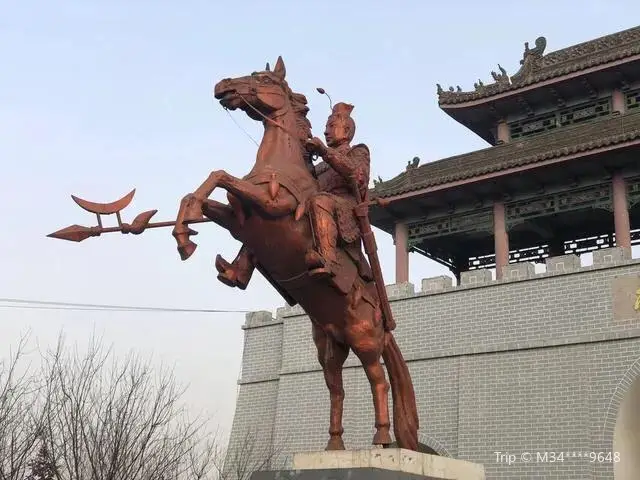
<box><xmin>212</xmin><ymin>428</ymin><xmax>285</xmax><ymax>480</ymax></box>
<box><xmin>2</xmin><ymin>332</ymin><xmax>281</xmax><ymax>480</ymax></box>
<box><xmin>35</xmin><ymin>333</ymin><xmax>210</xmax><ymax>480</ymax></box>
<box><xmin>0</xmin><ymin>331</ymin><xmax>43</xmax><ymax>480</ymax></box>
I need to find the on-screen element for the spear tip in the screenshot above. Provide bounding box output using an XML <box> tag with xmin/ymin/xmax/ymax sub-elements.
<box><xmin>47</xmin><ymin>224</ymin><xmax>96</xmax><ymax>242</ymax></box>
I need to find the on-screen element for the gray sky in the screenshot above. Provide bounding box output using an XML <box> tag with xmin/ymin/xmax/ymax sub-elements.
<box><xmin>1</xmin><ymin>0</ymin><xmax>636</xmax><ymax>436</ymax></box>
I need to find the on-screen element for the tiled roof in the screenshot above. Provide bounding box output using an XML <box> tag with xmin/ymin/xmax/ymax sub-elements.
<box><xmin>437</xmin><ymin>26</ymin><xmax>640</xmax><ymax>105</ymax></box>
<box><xmin>371</xmin><ymin>111</ymin><xmax>640</xmax><ymax>199</ymax></box>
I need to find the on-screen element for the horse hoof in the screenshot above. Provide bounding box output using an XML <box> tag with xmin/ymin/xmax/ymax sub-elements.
<box><xmin>372</xmin><ymin>428</ymin><xmax>392</xmax><ymax>447</ymax></box>
<box><xmin>215</xmin><ymin>254</ymin><xmax>232</xmax><ymax>273</ymax></box>
<box><xmin>235</xmin><ymin>274</ymin><xmax>250</xmax><ymax>290</ymax></box>
<box><xmin>177</xmin><ymin>240</ymin><xmax>197</xmax><ymax>261</ymax></box>
<box><xmin>325</xmin><ymin>436</ymin><xmax>345</xmax><ymax>451</ymax></box>
<box><xmin>217</xmin><ymin>272</ymin><xmax>238</xmax><ymax>288</ymax></box>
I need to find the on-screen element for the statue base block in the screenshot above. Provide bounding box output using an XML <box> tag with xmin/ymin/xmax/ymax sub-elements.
<box><xmin>250</xmin><ymin>448</ymin><xmax>485</xmax><ymax>480</ymax></box>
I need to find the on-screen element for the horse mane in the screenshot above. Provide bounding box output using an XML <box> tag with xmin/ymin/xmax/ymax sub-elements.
<box><xmin>282</xmin><ymin>82</ymin><xmax>313</xmax><ymax>166</ymax></box>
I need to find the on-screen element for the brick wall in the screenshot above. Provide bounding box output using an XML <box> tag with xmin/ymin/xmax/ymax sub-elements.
<box><xmin>224</xmin><ymin>311</ymin><xmax>283</xmax><ymax>474</ymax></box>
<box><xmin>230</xmin><ymin>247</ymin><xmax>640</xmax><ymax>479</ymax></box>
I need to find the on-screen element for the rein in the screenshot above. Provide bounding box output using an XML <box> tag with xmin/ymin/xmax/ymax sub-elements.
<box><xmin>236</xmin><ymin>91</ymin><xmax>302</xmax><ymax>142</ymax></box>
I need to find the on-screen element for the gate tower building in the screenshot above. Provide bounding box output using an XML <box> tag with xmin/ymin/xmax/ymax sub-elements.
<box><xmin>230</xmin><ymin>26</ymin><xmax>640</xmax><ymax>479</ymax></box>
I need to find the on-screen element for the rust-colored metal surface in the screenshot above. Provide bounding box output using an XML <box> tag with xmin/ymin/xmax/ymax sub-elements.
<box><xmin>49</xmin><ymin>56</ymin><xmax>419</xmax><ymax>451</ymax></box>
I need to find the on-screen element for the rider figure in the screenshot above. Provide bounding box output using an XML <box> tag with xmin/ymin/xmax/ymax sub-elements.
<box><xmin>305</xmin><ymin>102</ymin><xmax>370</xmax><ymax>278</ymax></box>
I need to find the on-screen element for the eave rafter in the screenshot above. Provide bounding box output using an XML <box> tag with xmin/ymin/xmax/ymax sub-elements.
<box><xmin>581</xmin><ymin>78</ymin><xmax>598</xmax><ymax>99</ymax></box>
<box><xmin>533</xmin><ymin>180</ymin><xmax>546</xmax><ymax>194</ymax></box>
<box><xmin>615</xmin><ymin>71</ymin><xmax>632</xmax><ymax>91</ymax></box>
<box><xmin>486</xmin><ymin>104</ymin><xmax>503</xmax><ymax>121</ymax></box>
<box><xmin>548</xmin><ymin>87</ymin><xmax>566</xmax><ymax>107</ymax></box>
<box><xmin>516</xmin><ymin>95</ymin><xmax>534</xmax><ymax>117</ymax></box>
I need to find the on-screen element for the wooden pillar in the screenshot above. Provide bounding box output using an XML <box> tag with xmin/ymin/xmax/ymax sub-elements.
<box><xmin>612</xmin><ymin>89</ymin><xmax>626</xmax><ymax>114</ymax></box>
<box><xmin>493</xmin><ymin>201</ymin><xmax>509</xmax><ymax>279</ymax></box>
<box><xmin>394</xmin><ymin>222</ymin><xmax>409</xmax><ymax>283</ymax></box>
<box><xmin>496</xmin><ymin>120</ymin><xmax>510</xmax><ymax>144</ymax></box>
<box><xmin>612</xmin><ymin>173</ymin><xmax>631</xmax><ymax>249</ymax></box>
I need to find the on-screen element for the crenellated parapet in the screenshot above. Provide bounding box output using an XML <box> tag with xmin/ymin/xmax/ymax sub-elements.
<box><xmin>248</xmin><ymin>247</ymin><xmax>635</xmax><ymax>326</ymax></box>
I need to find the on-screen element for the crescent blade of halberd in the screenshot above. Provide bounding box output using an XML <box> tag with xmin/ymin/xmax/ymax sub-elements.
<box><xmin>71</xmin><ymin>189</ymin><xmax>136</xmax><ymax>215</ymax></box>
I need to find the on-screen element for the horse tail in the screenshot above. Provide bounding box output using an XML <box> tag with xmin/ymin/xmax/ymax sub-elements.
<box><xmin>382</xmin><ymin>331</ymin><xmax>419</xmax><ymax>450</ymax></box>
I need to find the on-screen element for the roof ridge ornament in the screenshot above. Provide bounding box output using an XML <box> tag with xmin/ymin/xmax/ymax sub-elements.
<box><xmin>491</xmin><ymin>64</ymin><xmax>511</xmax><ymax>86</ymax></box>
<box><xmin>522</xmin><ymin>37</ymin><xmax>547</xmax><ymax>63</ymax></box>
<box><xmin>436</xmin><ymin>35</ymin><xmax>546</xmax><ymax>100</ymax></box>
<box><xmin>510</xmin><ymin>36</ymin><xmax>547</xmax><ymax>83</ymax></box>
<box><xmin>406</xmin><ymin>156</ymin><xmax>420</xmax><ymax>171</ymax></box>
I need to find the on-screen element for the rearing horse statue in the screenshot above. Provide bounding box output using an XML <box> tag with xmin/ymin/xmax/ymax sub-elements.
<box><xmin>172</xmin><ymin>56</ymin><xmax>419</xmax><ymax>451</ymax></box>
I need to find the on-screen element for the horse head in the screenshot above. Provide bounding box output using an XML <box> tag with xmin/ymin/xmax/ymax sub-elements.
<box><xmin>213</xmin><ymin>56</ymin><xmax>312</xmax><ymax>170</ymax></box>
<box><xmin>213</xmin><ymin>56</ymin><xmax>292</xmax><ymax>121</ymax></box>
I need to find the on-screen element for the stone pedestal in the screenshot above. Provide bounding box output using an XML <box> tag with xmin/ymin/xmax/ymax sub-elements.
<box><xmin>250</xmin><ymin>448</ymin><xmax>485</xmax><ymax>480</ymax></box>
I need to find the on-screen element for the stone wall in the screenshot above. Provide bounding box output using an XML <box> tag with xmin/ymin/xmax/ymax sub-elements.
<box><xmin>231</xmin><ymin>247</ymin><xmax>640</xmax><ymax>479</ymax></box>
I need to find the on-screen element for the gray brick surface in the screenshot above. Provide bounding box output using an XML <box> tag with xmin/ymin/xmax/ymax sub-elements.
<box><xmin>460</xmin><ymin>269</ymin><xmax>492</xmax><ymax>286</ymax></box>
<box><xmin>500</xmin><ymin>262</ymin><xmax>535</xmax><ymax>280</ymax></box>
<box><xmin>546</xmin><ymin>254</ymin><xmax>581</xmax><ymax>274</ymax></box>
<box><xmin>421</xmin><ymin>276</ymin><xmax>453</xmax><ymax>294</ymax></box>
<box><xmin>228</xmin><ymin>253</ymin><xmax>640</xmax><ymax>479</ymax></box>
<box><xmin>593</xmin><ymin>247</ymin><xmax>632</xmax><ymax>266</ymax></box>
<box><xmin>386</xmin><ymin>282</ymin><xmax>415</xmax><ymax>299</ymax></box>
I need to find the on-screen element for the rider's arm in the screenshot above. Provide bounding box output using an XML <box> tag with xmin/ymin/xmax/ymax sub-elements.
<box><xmin>322</xmin><ymin>148</ymin><xmax>356</xmax><ymax>181</ymax></box>
<box><xmin>325</xmin><ymin>144</ymin><xmax>370</xmax><ymax>198</ymax></box>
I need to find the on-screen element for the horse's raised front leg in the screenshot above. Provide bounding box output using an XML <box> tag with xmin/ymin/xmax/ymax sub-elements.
<box><xmin>313</xmin><ymin>322</ymin><xmax>350</xmax><ymax>451</ymax></box>
<box><xmin>195</xmin><ymin>170</ymin><xmax>298</xmax><ymax>217</ymax></box>
<box><xmin>173</xmin><ymin>196</ymin><xmax>239</xmax><ymax>260</ymax></box>
<box><xmin>174</xmin><ymin>170</ymin><xmax>298</xmax><ymax>259</ymax></box>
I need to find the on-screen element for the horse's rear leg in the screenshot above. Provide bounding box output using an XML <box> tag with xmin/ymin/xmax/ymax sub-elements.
<box><xmin>348</xmin><ymin>310</ymin><xmax>392</xmax><ymax>447</ymax></box>
<box><xmin>312</xmin><ymin>323</ymin><xmax>349</xmax><ymax>450</ymax></box>
<box><xmin>215</xmin><ymin>246</ymin><xmax>255</xmax><ymax>289</ymax></box>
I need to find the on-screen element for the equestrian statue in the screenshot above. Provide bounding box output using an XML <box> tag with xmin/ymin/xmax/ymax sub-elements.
<box><xmin>48</xmin><ymin>56</ymin><xmax>420</xmax><ymax>451</ymax></box>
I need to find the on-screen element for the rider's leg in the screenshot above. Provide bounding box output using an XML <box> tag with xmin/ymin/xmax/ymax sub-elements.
<box><xmin>306</xmin><ymin>194</ymin><xmax>338</xmax><ymax>277</ymax></box>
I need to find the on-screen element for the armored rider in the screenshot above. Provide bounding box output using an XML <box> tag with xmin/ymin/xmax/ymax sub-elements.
<box><xmin>304</xmin><ymin>102</ymin><xmax>370</xmax><ymax>279</ymax></box>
